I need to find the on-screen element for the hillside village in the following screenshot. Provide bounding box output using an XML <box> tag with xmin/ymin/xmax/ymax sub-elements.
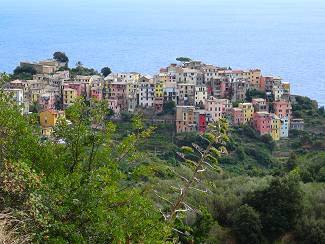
<box><xmin>4</xmin><ymin>55</ymin><xmax>305</xmax><ymax>140</ymax></box>
<box><xmin>1</xmin><ymin>55</ymin><xmax>324</xmax><ymax>244</ymax></box>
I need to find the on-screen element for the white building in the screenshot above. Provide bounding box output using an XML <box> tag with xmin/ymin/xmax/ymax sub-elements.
<box><xmin>195</xmin><ymin>86</ymin><xmax>207</xmax><ymax>107</ymax></box>
<box><xmin>4</xmin><ymin>88</ymin><xmax>29</xmax><ymax>114</ymax></box>
<box><xmin>138</xmin><ymin>75</ymin><xmax>154</xmax><ymax>108</ymax></box>
<box><xmin>272</xmin><ymin>85</ymin><xmax>284</xmax><ymax>101</ymax></box>
<box><xmin>164</xmin><ymin>86</ymin><xmax>177</xmax><ymax>103</ymax></box>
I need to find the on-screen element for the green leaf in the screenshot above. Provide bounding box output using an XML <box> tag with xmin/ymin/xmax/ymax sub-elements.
<box><xmin>181</xmin><ymin>146</ymin><xmax>194</xmax><ymax>154</ymax></box>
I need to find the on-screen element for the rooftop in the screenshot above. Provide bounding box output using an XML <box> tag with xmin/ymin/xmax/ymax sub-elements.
<box><xmin>41</xmin><ymin>109</ymin><xmax>64</xmax><ymax>115</ymax></box>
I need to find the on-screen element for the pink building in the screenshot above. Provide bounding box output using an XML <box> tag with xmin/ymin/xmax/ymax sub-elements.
<box><xmin>205</xmin><ymin>97</ymin><xmax>231</xmax><ymax>122</ymax></box>
<box><xmin>108</xmin><ymin>99</ymin><xmax>121</xmax><ymax>114</ymax></box>
<box><xmin>105</xmin><ymin>82</ymin><xmax>128</xmax><ymax>113</ymax></box>
<box><xmin>230</xmin><ymin>108</ymin><xmax>244</xmax><ymax>126</ymax></box>
<box><xmin>63</xmin><ymin>83</ymin><xmax>84</xmax><ymax>97</ymax></box>
<box><xmin>220</xmin><ymin>81</ymin><xmax>227</xmax><ymax>98</ymax></box>
<box><xmin>252</xmin><ymin>112</ymin><xmax>272</xmax><ymax>135</ymax></box>
<box><xmin>219</xmin><ymin>79</ymin><xmax>231</xmax><ymax>99</ymax></box>
<box><xmin>273</xmin><ymin>100</ymin><xmax>292</xmax><ymax>119</ymax></box>
<box><xmin>106</xmin><ymin>82</ymin><xmax>127</xmax><ymax>99</ymax></box>
<box><xmin>91</xmin><ymin>87</ymin><xmax>103</xmax><ymax>101</ymax></box>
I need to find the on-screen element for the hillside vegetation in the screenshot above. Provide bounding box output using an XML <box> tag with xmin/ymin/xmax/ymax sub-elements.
<box><xmin>0</xmin><ymin>87</ymin><xmax>324</xmax><ymax>243</ymax></box>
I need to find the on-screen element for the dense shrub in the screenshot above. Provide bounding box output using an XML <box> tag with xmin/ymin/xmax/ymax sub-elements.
<box><xmin>260</xmin><ymin>134</ymin><xmax>275</xmax><ymax>151</ymax></box>
<box><xmin>53</xmin><ymin>51</ymin><xmax>69</xmax><ymax>63</ymax></box>
<box><xmin>298</xmin><ymin>153</ymin><xmax>325</xmax><ymax>182</ymax></box>
<box><xmin>231</xmin><ymin>204</ymin><xmax>263</xmax><ymax>244</ymax></box>
<box><xmin>245</xmin><ymin>148</ymin><xmax>273</xmax><ymax>167</ymax></box>
<box><xmin>13</xmin><ymin>65</ymin><xmax>37</xmax><ymax>80</ymax></box>
<box><xmin>296</xmin><ymin>219</ymin><xmax>325</xmax><ymax>244</ymax></box>
<box><xmin>244</xmin><ymin>175</ymin><xmax>303</xmax><ymax>240</ymax></box>
<box><xmin>191</xmin><ymin>207</ymin><xmax>214</xmax><ymax>243</ymax></box>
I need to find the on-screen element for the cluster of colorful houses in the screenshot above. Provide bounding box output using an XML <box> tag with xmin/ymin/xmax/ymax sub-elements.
<box><xmin>4</xmin><ymin>59</ymin><xmax>304</xmax><ymax>140</ymax></box>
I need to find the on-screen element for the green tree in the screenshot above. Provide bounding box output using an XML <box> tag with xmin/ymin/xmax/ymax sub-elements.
<box><xmin>318</xmin><ymin>106</ymin><xmax>325</xmax><ymax>116</ymax></box>
<box><xmin>192</xmin><ymin>207</ymin><xmax>214</xmax><ymax>243</ymax></box>
<box><xmin>286</xmin><ymin>152</ymin><xmax>298</xmax><ymax>171</ymax></box>
<box><xmin>231</xmin><ymin>204</ymin><xmax>263</xmax><ymax>244</ymax></box>
<box><xmin>0</xmin><ymin>72</ymin><xmax>10</xmax><ymax>85</ymax></box>
<box><xmin>296</xmin><ymin>218</ymin><xmax>325</xmax><ymax>244</ymax></box>
<box><xmin>162</xmin><ymin>101</ymin><xmax>176</xmax><ymax>114</ymax></box>
<box><xmin>298</xmin><ymin>152</ymin><xmax>325</xmax><ymax>183</ymax></box>
<box><xmin>76</xmin><ymin>61</ymin><xmax>83</xmax><ymax>67</ymax></box>
<box><xmin>0</xmin><ymin>89</ymin><xmax>51</xmax><ymax>237</ymax></box>
<box><xmin>53</xmin><ymin>51</ymin><xmax>69</xmax><ymax>63</ymax></box>
<box><xmin>0</xmin><ymin>89</ymin><xmax>41</xmax><ymax>164</ymax></box>
<box><xmin>101</xmin><ymin>67</ymin><xmax>112</xmax><ymax>77</ymax></box>
<box><xmin>29</xmin><ymin>101</ymin><xmax>41</xmax><ymax>113</ymax></box>
<box><xmin>176</xmin><ymin>57</ymin><xmax>192</xmax><ymax>62</ymax></box>
<box><xmin>0</xmin><ymin>91</ymin><xmax>171</xmax><ymax>242</ymax></box>
<box><xmin>70</xmin><ymin>62</ymin><xmax>98</xmax><ymax>77</ymax></box>
<box><xmin>260</xmin><ymin>134</ymin><xmax>275</xmax><ymax>151</ymax></box>
<box><xmin>13</xmin><ymin>65</ymin><xmax>37</xmax><ymax>80</ymax></box>
<box><xmin>46</xmin><ymin>98</ymin><xmax>170</xmax><ymax>242</ymax></box>
<box><xmin>244</xmin><ymin>174</ymin><xmax>303</xmax><ymax>240</ymax></box>
<box><xmin>245</xmin><ymin>89</ymin><xmax>266</xmax><ymax>102</ymax></box>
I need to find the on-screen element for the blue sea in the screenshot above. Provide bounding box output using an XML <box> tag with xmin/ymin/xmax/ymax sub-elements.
<box><xmin>0</xmin><ymin>0</ymin><xmax>324</xmax><ymax>105</ymax></box>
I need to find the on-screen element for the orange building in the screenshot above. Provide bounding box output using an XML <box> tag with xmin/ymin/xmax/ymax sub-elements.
<box><xmin>243</xmin><ymin>69</ymin><xmax>262</xmax><ymax>89</ymax></box>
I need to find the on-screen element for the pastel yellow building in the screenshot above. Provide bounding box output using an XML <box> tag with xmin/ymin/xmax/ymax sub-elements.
<box><xmin>154</xmin><ymin>82</ymin><xmax>164</xmax><ymax>97</ymax></box>
<box><xmin>239</xmin><ymin>103</ymin><xmax>254</xmax><ymax>123</ymax></box>
<box><xmin>40</xmin><ymin>109</ymin><xmax>65</xmax><ymax>136</ymax></box>
<box><xmin>127</xmin><ymin>82</ymin><xmax>138</xmax><ymax>97</ymax></box>
<box><xmin>271</xmin><ymin>114</ymin><xmax>281</xmax><ymax>141</ymax></box>
<box><xmin>63</xmin><ymin>88</ymin><xmax>77</xmax><ymax>106</ymax></box>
